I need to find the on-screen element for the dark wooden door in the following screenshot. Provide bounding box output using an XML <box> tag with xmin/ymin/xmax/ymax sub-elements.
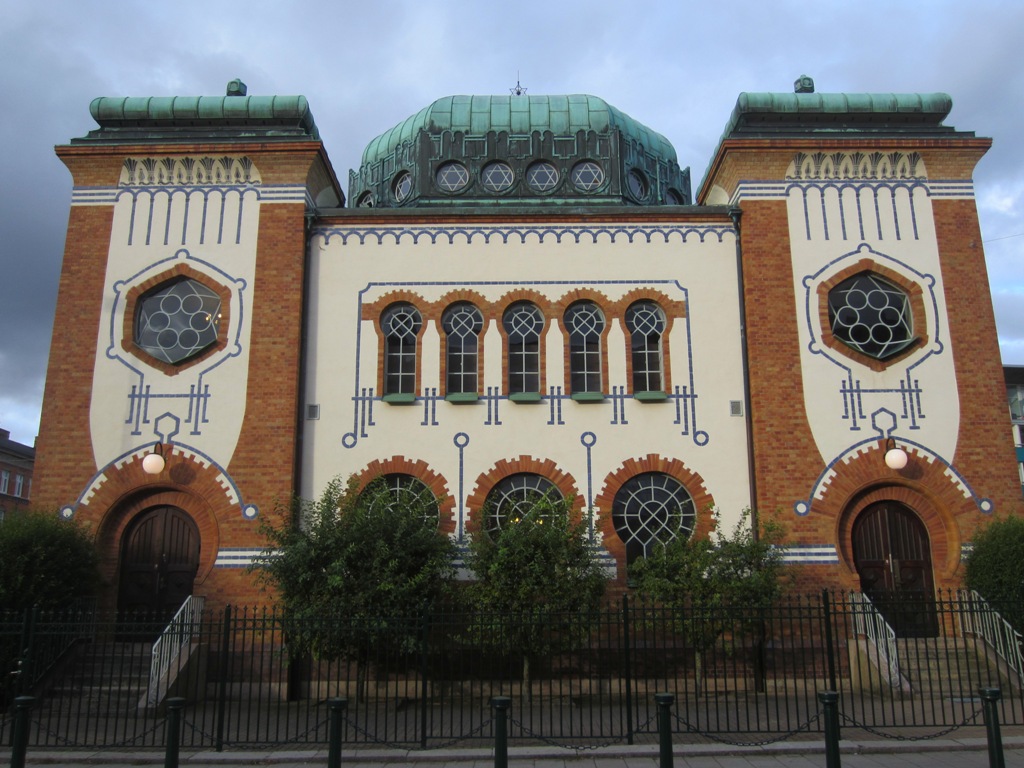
<box><xmin>852</xmin><ymin>501</ymin><xmax>937</xmax><ymax>637</ymax></box>
<box><xmin>118</xmin><ymin>506</ymin><xmax>199</xmax><ymax>618</ymax></box>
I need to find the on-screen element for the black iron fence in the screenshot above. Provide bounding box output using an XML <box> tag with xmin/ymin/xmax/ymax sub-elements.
<box><xmin>1</xmin><ymin>590</ymin><xmax>1021</xmax><ymax>750</ymax></box>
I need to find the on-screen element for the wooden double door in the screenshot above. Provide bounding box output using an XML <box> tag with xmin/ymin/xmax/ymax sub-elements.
<box><xmin>852</xmin><ymin>501</ymin><xmax>938</xmax><ymax>637</ymax></box>
<box><xmin>117</xmin><ymin>506</ymin><xmax>200</xmax><ymax>618</ymax></box>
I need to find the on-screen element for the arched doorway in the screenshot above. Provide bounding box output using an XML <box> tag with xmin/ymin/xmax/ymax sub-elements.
<box><xmin>852</xmin><ymin>501</ymin><xmax>938</xmax><ymax>637</ymax></box>
<box><xmin>117</xmin><ymin>506</ymin><xmax>200</xmax><ymax>617</ymax></box>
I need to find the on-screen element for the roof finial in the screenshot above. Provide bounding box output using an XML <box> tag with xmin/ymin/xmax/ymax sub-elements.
<box><xmin>794</xmin><ymin>75</ymin><xmax>815</xmax><ymax>94</ymax></box>
<box><xmin>227</xmin><ymin>79</ymin><xmax>248</xmax><ymax>97</ymax></box>
<box><xmin>510</xmin><ymin>72</ymin><xmax>527</xmax><ymax>96</ymax></box>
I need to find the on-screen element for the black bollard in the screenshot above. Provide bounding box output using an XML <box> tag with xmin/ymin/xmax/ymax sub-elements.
<box><xmin>818</xmin><ymin>691</ymin><xmax>841</xmax><ymax>768</ymax></box>
<box><xmin>9</xmin><ymin>696</ymin><xmax>34</xmax><ymax>768</ymax></box>
<box><xmin>327</xmin><ymin>697</ymin><xmax>348</xmax><ymax>768</ymax></box>
<box><xmin>491</xmin><ymin>696</ymin><xmax>511</xmax><ymax>768</ymax></box>
<box><xmin>981</xmin><ymin>688</ymin><xmax>1005</xmax><ymax>768</ymax></box>
<box><xmin>655</xmin><ymin>692</ymin><xmax>674</xmax><ymax>768</ymax></box>
<box><xmin>164</xmin><ymin>697</ymin><xmax>185</xmax><ymax>768</ymax></box>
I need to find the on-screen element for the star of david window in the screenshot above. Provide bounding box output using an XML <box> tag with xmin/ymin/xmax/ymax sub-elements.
<box><xmin>626</xmin><ymin>169</ymin><xmax>649</xmax><ymax>202</ymax></box>
<box><xmin>612</xmin><ymin>473</ymin><xmax>695</xmax><ymax>566</ymax></box>
<box><xmin>526</xmin><ymin>161</ymin><xmax>559</xmax><ymax>193</ymax></box>
<box><xmin>356</xmin><ymin>191</ymin><xmax>375</xmax><ymax>208</ymax></box>
<box><xmin>134</xmin><ymin>278</ymin><xmax>222</xmax><ymax>365</ymax></box>
<box><xmin>483</xmin><ymin>473</ymin><xmax>562</xmax><ymax>536</ymax></box>
<box><xmin>362</xmin><ymin>474</ymin><xmax>440</xmax><ymax>528</ymax></box>
<box><xmin>481</xmin><ymin>161</ymin><xmax>515</xmax><ymax>192</ymax></box>
<box><xmin>436</xmin><ymin>161</ymin><xmax>470</xmax><ymax>193</ymax></box>
<box><xmin>392</xmin><ymin>171</ymin><xmax>413</xmax><ymax>203</ymax></box>
<box><xmin>828</xmin><ymin>272</ymin><xmax>914</xmax><ymax>360</ymax></box>
<box><xmin>571</xmin><ymin>161</ymin><xmax>605</xmax><ymax>192</ymax></box>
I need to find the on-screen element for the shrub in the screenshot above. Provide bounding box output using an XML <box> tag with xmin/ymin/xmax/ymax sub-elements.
<box><xmin>964</xmin><ymin>515</ymin><xmax>1024</xmax><ymax>630</ymax></box>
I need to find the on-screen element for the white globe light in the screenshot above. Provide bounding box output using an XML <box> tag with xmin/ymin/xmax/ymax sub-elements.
<box><xmin>884</xmin><ymin>447</ymin><xmax>908</xmax><ymax>470</ymax></box>
<box><xmin>142</xmin><ymin>452</ymin><xmax>166</xmax><ymax>474</ymax></box>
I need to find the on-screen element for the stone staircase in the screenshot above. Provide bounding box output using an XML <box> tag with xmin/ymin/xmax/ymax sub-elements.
<box><xmin>48</xmin><ymin>641</ymin><xmax>152</xmax><ymax>712</ymax></box>
<box><xmin>896</xmin><ymin>637</ymin><xmax>1008</xmax><ymax>698</ymax></box>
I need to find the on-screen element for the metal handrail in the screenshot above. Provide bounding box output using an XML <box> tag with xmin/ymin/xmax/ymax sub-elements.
<box><xmin>146</xmin><ymin>595</ymin><xmax>205</xmax><ymax>707</ymax></box>
<box><xmin>847</xmin><ymin>591</ymin><xmax>902</xmax><ymax>687</ymax></box>
<box><xmin>958</xmin><ymin>588</ymin><xmax>1024</xmax><ymax>681</ymax></box>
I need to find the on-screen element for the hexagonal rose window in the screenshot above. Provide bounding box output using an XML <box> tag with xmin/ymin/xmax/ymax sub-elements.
<box><xmin>134</xmin><ymin>278</ymin><xmax>222</xmax><ymax>365</ymax></box>
<box><xmin>828</xmin><ymin>272</ymin><xmax>914</xmax><ymax>360</ymax></box>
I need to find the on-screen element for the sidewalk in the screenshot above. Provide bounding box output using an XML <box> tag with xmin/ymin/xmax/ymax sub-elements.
<box><xmin>7</xmin><ymin>737</ymin><xmax>1024</xmax><ymax>768</ymax></box>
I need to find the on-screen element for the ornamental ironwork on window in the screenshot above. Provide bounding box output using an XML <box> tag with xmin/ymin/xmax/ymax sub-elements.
<box><xmin>436</xmin><ymin>161</ymin><xmax>470</xmax><ymax>192</ymax></box>
<box><xmin>381</xmin><ymin>303</ymin><xmax>422</xmax><ymax>395</ymax></box>
<box><xmin>612</xmin><ymin>472</ymin><xmax>695</xmax><ymax>565</ymax></box>
<box><xmin>134</xmin><ymin>278</ymin><xmax>222</xmax><ymax>365</ymax></box>
<box><xmin>625</xmin><ymin>301</ymin><xmax>666</xmax><ymax>392</ymax></box>
<box><xmin>483</xmin><ymin>473</ymin><xmax>562</xmax><ymax>535</ymax></box>
<box><xmin>571</xmin><ymin>161</ymin><xmax>605</xmax><ymax>192</ymax></box>
<box><xmin>626</xmin><ymin>169</ymin><xmax>649</xmax><ymax>201</ymax></box>
<box><xmin>526</xmin><ymin>161</ymin><xmax>559</xmax><ymax>193</ymax></box>
<box><xmin>363</xmin><ymin>474</ymin><xmax>440</xmax><ymax>527</ymax></box>
<box><xmin>392</xmin><ymin>171</ymin><xmax>413</xmax><ymax>203</ymax></box>
<box><xmin>502</xmin><ymin>302</ymin><xmax>544</xmax><ymax>395</ymax></box>
<box><xmin>442</xmin><ymin>303</ymin><xmax>483</xmax><ymax>395</ymax></box>
<box><xmin>565</xmin><ymin>301</ymin><xmax>605</xmax><ymax>394</ymax></box>
<box><xmin>481</xmin><ymin>161</ymin><xmax>515</xmax><ymax>192</ymax></box>
<box><xmin>828</xmin><ymin>272</ymin><xmax>914</xmax><ymax>360</ymax></box>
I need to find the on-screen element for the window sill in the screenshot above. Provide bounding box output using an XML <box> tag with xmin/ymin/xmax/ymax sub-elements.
<box><xmin>382</xmin><ymin>393</ymin><xmax>417</xmax><ymax>405</ymax></box>
<box><xmin>634</xmin><ymin>391</ymin><xmax>668</xmax><ymax>402</ymax></box>
<box><xmin>445</xmin><ymin>393</ymin><xmax>479</xmax><ymax>404</ymax></box>
<box><xmin>571</xmin><ymin>392</ymin><xmax>605</xmax><ymax>402</ymax></box>
<box><xmin>509</xmin><ymin>392</ymin><xmax>542</xmax><ymax>403</ymax></box>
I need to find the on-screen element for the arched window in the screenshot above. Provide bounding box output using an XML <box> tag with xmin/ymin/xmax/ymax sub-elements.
<box><xmin>612</xmin><ymin>472</ymin><xmax>695</xmax><ymax>566</ymax></box>
<box><xmin>361</xmin><ymin>474</ymin><xmax>440</xmax><ymax>528</ymax></box>
<box><xmin>503</xmin><ymin>302</ymin><xmax>543</xmax><ymax>398</ymax></box>
<box><xmin>380</xmin><ymin>303</ymin><xmax>422</xmax><ymax>398</ymax></box>
<box><xmin>442</xmin><ymin>303</ymin><xmax>483</xmax><ymax>397</ymax></box>
<box><xmin>564</xmin><ymin>301</ymin><xmax>605</xmax><ymax>397</ymax></box>
<box><xmin>483</xmin><ymin>473</ymin><xmax>562</xmax><ymax>536</ymax></box>
<box><xmin>625</xmin><ymin>301</ymin><xmax>666</xmax><ymax>394</ymax></box>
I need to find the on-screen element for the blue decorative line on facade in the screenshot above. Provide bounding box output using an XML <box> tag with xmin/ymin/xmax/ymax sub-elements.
<box><xmin>316</xmin><ymin>224</ymin><xmax>734</xmax><ymax>247</ymax></box>
<box><xmin>453</xmin><ymin>432</ymin><xmax>470</xmax><ymax>542</ymax></box>
<box><xmin>581</xmin><ymin>431</ymin><xmax>597</xmax><ymax>541</ymax></box>
<box><xmin>610</xmin><ymin>386</ymin><xmax>629</xmax><ymax>425</ymax></box>
<box><xmin>547</xmin><ymin>387</ymin><xmax>565</xmax><ymax>425</ymax></box>
<box><xmin>421</xmin><ymin>388</ymin><xmax>440</xmax><ymax>426</ymax></box>
<box><xmin>117</xmin><ymin>187</ymin><xmax>259</xmax><ymax>248</ymax></box>
<box><xmin>484</xmin><ymin>387</ymin><xmax>502</xmax><ymax>425</ymax></box>
<box><xmin>838</xmin><ymin>373</ymin><xmax>924</xmax><ymax>431</ymax></box>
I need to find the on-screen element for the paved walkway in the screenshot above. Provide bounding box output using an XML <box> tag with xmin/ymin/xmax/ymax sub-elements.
<box><xmin>6</xmin><ymin>737</ymin><xmax>1024</xmax><ymax>767</ymax></box>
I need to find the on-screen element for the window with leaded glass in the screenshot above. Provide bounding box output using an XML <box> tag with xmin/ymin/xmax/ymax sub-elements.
<box><xmin>483</xmin><ymin>473</ymin><xmax>561</xmax><ymax>536</ymax></box>
<box><xmin>612</xmin><ymin>473</ymin><xmax>694</xmax><ymax>566</ymax></box>
<box><xmin>503</xmin><ymin>302</ymin><xmax>543</xmax><ymax>396</ymax></box>
<box><xmin>625</xmin><ymin>301</ymin><xmax>666</xmax><ymax>393</ymax></box>
<box><xmin>134</xmin><ymin>278</ymin><xmax>222</xmax><ymax>365</ymax></box>
<box><xmin>436</xmin><ymin>161</ymin><xmax>470</xmax><ymax>192</ymax></box>
<box><xmin>828</xmin><ymin>272</ymin><xmax>914</xmax><ymax>360</ymax></box>
<box><xmin>362</xmin><ymin>474</ymin><xmax>440</xmax><ymax>527</ymax></box>
<box><xmin>565</xmin><ymin>301</ymin><xmax>604</xmax><ymax>395</ymax></box>
<box><xmin>381</xmin><ymin>303</ymin><xmax>422</xmax><ymax>397</ymax></box>
<box><xmin>526</xmin><ymin>161</ymin><xmax>559</xmax><ymax>193</ymax></box>
<box><xmin>481</xmin><ymin>161</ymin><xmax>514</xmax><ymax>192</ymax></box>
<box><xmin>571</xmin><ymin>161</ymin><xmax>605</xmax><ymax>192</ymax></box>
<box><xmin>442</xmin><ymin>303</ymin><xmax>483</xmax><ymax>396</ymax></box>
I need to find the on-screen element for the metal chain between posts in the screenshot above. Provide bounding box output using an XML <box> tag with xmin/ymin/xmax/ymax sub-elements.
<box><xmin>507</xmin><ymin>712</ymin><xmax>656</xmax><ymax>752</ymax></box>
<box><xmin>838</xmin><ymin>705</ymin><xmax>984</xmax><ymax>741</ymax></box>
<box><xmin>669</xmin><ymin>709</ymin><xmax>824</xmax><ymax>747</ymax></box>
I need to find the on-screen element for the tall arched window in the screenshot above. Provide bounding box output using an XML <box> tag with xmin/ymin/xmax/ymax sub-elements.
<box><xmin>503</xmin><ymin>302</ymin><xmax>543</xmax><ymax>398</ymax></box>
<box><xmin>565</xmin><ymin>301</ymin><xmax>605</xmax><ymax>397</ymax></box>
<box><xmin>625</xmin><ymin>301</ymin><xmax>666</xmax><ymax>394</ymax></box>
<box><xmin>442</xmin><ymin>303</ymin><xmax>483</xmax><ymax>397</ymax></box>
<box><xmin>381</xmin><ymin>303</ymin><xmax>422</xmax><ymax>399</ymax></box>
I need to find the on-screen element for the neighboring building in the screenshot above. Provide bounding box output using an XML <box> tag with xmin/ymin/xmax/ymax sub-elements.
<box><xmin>0</xmin><ymin>428</ymin><xmax>35</xmax><ymax>521</ymax></box>
<box><xmin>32</xmin><ymin>77</ymin><xmax>1023</xmax><ymax>629</ymax></box>
<box><xmin>1006</xmin><ymin>365</ymin><xmax>1024</xmax><ymax>492</ymax></box>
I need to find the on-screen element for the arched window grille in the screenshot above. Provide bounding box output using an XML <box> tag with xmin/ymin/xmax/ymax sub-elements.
<box><xmin>612</xmin><ymin>472</ymin><xmax>695</xmax><ymax>566</ymax></box>
<box><xmin>565</xmin><ymin>301</ymin><xmax>605</xmax><ymax>394</ymax></box>
<box><xmin>625</xmin><ymin>301</ymin><xmax>666</xmax><ymax>393</ymax></box>
<box><xmin>503</xmin><ymin>302</ymin><xmax>543</xmax><ymax>395</ymax></box>
<box><xmin>361</xmin><ymin>474</ymin><xmax>440</xmax><ymax>527</ymax></box>
<box><xmin>442</xmin><ymin>303</ymin><xmax>483</xmax><ymax>395</ymax></box>
<box><xmin>483</xmin><ymin>473</ymin><xmax>562</xmax><ymax>536</ymax></box>
<box><xmin>381</xmin><ymin>303</ymin><xmax>422</xmax><ymax>396</ymax></box>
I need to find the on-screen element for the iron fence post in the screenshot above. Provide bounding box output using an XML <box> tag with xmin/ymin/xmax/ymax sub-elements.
<box><xmin>215</xmin><ymin>604</ymin><xmax>231</xmax><ymax>752</ymax></box>
<box><xmin>655</xmin><ymin>692</ymin><xmax>674</xmax><ymax>768</ymax></box>
<box><xmin>981</xmin><ymin>687</ymin><xmax>1005</xmax><ymax>768</ymax></box>
<box><xmin>491</xmin><ymin>695</ymin><xmax>511</xmax><ymax>768</ymax></box>
<box><xmin>818</xmin><ymin>690</ymin><xmax>841</xmax><ymax>768</ymax></box>
<box><xmin>622</xmin><ymin>593</ymin><xmax>634</xmax><ymax>745</ymax></box>
<box><xmin>9</xmin><ymin>696</ymin><xmax>33</xmax><ymax>768</ymax></box>
<box><xmin>164</xmin><ymin>697</ymin><xmax>184</xmax><ymax>768</ymax></box>
<box><xmin>420</xmin><ymin>605</ymin><xmax>429</xmax><ymax>749</ymax></box>
<box><xmin>821</xmin><ymin>590</ymin><xmax>837</xmax><ymax>692</ymax></box>
<box><xmin>326</xmin><ymin>697</ymin><xmax>347</xmax><ymax>768</ymax></box>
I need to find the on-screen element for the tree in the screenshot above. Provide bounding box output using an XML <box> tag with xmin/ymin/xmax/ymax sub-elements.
<box><xmin>964</xmin><ymin>515</ymin><xmax>1024</xmax><ymax>630</ymax></box>
<box><xmin>465</xmin><ymin>492</ymin><xmax>606</xmax><ymax>693</ymax></box>
<box><xmin>0</xmin><ymin>511</ymin><xmax>99</xmax><ymax>612</ymax></box>
<box><xmin>629</xmin><ymin>509</ymin><xmax>788</xmax><ymax>693</ymax></box>
<box><xmin>251</xmin><ymin>475</ymin><xmax>457</xmax><ymax>664</ymax></box>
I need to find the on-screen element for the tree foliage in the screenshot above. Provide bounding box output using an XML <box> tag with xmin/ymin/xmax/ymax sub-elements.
<box><xmin>964</xmin><ymin>515</ymin><xmax>1024</xmax><ymax>630</ymax></box>
<box><xmin>0</xmin><ymin>511</ymin><xmax>100</xmax><ymax>611</ymax></box>
<box><xmin>251</xmin><ymin>475</ymin><xmax>457</xmax><ymax>659</ymax></box>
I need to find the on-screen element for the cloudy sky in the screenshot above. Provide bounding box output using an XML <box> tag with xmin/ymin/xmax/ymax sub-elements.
<box><xmin>1</xmin><ymin>0</ymin><xmax>1022</xmax><ymax>446</ymax></box>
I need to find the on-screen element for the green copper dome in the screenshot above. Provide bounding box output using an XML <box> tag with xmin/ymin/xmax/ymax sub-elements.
<box><xmin>349</xmin><ymin>94</ymin><xmax>690</xmax><ymax>209</ymax></box>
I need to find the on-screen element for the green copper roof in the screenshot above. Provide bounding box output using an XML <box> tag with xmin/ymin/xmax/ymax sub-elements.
<box><xmin>361</xmin><ymin>94</ymin><xmax>677</xmax><ymax>166</ymax></box>
<box><xmin>77</xmin><ymin>93</ymin><xmax>320</xmax><ymax>143</ymax></box>
<box><xmin>721</xmin><ymin>92</ymin><xmax>955</xmax><ymax>138</ymax></box>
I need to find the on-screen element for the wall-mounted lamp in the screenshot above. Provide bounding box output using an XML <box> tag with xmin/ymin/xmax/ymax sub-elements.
<box><xmin>884</xmin><ymin>437</ymin><xmax>908</xmax><ymax>470</ymax></box>
<box><xmin>142</xmin><ymin>443</ymin><xmax>166</xmax><ymax>475</ymax></box>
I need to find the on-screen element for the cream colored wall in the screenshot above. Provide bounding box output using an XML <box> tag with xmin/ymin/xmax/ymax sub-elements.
<box><xmin>302</xmin><ymin>220</ymin><xmax>751</xmax><ymax>549</ymax></box>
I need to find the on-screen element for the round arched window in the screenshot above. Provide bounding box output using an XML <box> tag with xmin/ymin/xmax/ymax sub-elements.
<box><xmin>828</xmin><ymin>272</ymin><xmax>914</xmax><ymax>360</ymax></box>
<box><xmin>612</xmin><ymin>473</ymin><xmax>694</xmax><ymax>565</ymax></box>
<box><xmin>483</xmin><ymin>473</ymin><xmax>562</xmax><ymax>536</ymax></box>
<box><xmin>361</xmin><ymin>474</ymin><xmax>440</xmax><ymax>527</ymax></box>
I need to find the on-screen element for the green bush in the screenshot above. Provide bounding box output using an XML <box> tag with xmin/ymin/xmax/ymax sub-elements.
<box><xmin>0</xmin><ymin>511</ymin><xmax>100</xmax><ymax>611</ymax></box>
<box><xmin>964</xmin><ymin>515</ymin><xmax>1024</xmax><ymax>630</ymax></box>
